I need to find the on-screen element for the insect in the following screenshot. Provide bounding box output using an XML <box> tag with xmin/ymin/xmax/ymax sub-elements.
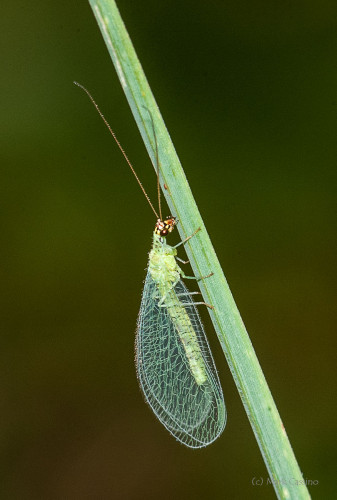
<box><xmin>74</xmin><ymin>82</ymin><xmax>226</xmax><ymax>448</ymax></box>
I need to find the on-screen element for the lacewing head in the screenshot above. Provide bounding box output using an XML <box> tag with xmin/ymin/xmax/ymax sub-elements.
<box><xmin>154</xmin><ymin>217</ymin><xmax>177</xmax><ymax>237</ymax></box>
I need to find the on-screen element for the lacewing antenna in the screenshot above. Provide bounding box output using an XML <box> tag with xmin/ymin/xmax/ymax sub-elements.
<box><xmin>74</xmin><ymin>81</ymin><xmax>160</xmax><ymax>220</ymax></box>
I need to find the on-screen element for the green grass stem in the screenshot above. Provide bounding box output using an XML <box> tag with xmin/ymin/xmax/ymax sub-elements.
<box><xmin>86</xmin><ymin>1</ymin><xmax>311</xmax><ymax>498</ymax></box>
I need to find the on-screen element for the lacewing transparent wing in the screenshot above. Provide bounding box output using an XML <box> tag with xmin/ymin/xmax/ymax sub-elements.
<box><xmin>136</xmin><ymin>229</ymin><xmax>226</xmax><ymax>448</ymax></box>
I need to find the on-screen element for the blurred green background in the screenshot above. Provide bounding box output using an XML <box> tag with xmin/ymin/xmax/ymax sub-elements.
<box><xmin>2</xmin><ymin>1</ymin><xmax>336</xmax><ymax>498</ymax></box>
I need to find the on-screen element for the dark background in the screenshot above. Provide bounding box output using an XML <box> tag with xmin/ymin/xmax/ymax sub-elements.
<box><xmin>2</xmin><ymin>1</ymin><xmax>336</xmax><ymax>498</ymax></box>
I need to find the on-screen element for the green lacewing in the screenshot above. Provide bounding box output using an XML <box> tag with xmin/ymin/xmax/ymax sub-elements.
<box><xmin>74</xmin><ymin>82</ymin><xmax>226</xmax><ymax>447</ymax></box>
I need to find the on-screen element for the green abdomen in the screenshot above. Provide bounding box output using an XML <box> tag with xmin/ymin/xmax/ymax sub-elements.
<box><xmin>165</xmin><ymin>288</ymin><xmax>207</xmax><ymax>386</ymax></box>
